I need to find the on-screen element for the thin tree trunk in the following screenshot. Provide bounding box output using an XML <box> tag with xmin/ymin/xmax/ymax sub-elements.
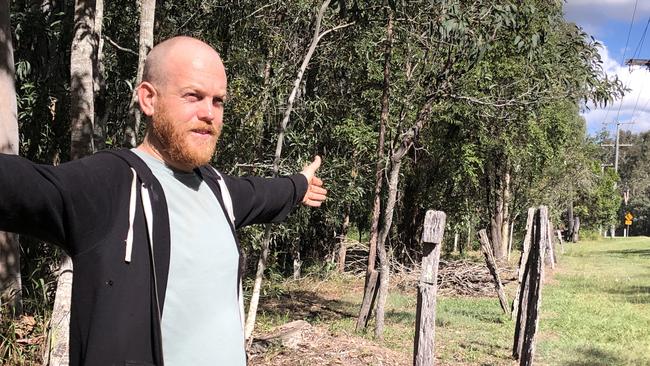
<box><xmin>499</xmin><ymin>168</ymin><xmax>511</xmax><ymax>259</ymax></box>
<box><xmin>373</xmin><ymin>85</ymin><xmax>439</xmax><ymax>340</ymax></box>
<box><xmin>47</xmin><ymin>1</ymin><xmax>100</xmax><ymax>363</ymax></box>
<box><xmin>43</xmin><ymin>256</ymin><xmax>73</xmax><ymax>366</ymax></box>
<box><xmin>93</xmin><ymin>0</ymin><xmax>104</xmax><ymax>147</ymax></box>
<box><xmin>567</xmin><ymin>200</ymin><xmax>574</xmax><ymax>241</ymax></box>
<box><xmin>337</xmin><ymin>205</ymin><xmax>351</xmax><ymax>273</ymax></box>
<box><xmin>357</xmin><ymin>3</ymin><xmax>392</xmax><ymax>331</ymax></box>
<box><xmin>244</xmin><ymin>0</ymin><xmax>341</xmax><ymax>342</ymax></box>
<box><xmin>125</xmin><ymin>0</ymin><xmax>155</xmax><ymax>147</ymax></box>
<box><xmin>70</xmin><ymin>0</ymin><xmax>98</xmax><ymax>160</ymax></box>
<box><xmin>0</xmin><ymin>0</ymin><xmax>22</xmax><ymax>317</ymax></box>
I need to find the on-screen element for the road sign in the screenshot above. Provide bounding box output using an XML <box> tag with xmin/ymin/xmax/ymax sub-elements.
<box><xmin>625</xmin><ymin>219</ymin><xmax>632</xmax><ymax>226</ymax></box>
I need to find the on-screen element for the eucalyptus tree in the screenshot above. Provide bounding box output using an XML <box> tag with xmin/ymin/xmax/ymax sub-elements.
<box><xmin>0</xmin><ymin>0</ymin><xmax>22</xmax><ymax>317</ymax></box>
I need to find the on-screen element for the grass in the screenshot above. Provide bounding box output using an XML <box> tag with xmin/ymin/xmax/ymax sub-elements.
<box><xmin>537</xmin><ymin>236</ymin><xmax>650</xmax><ymax>366</ymax></box>
<box><xmin>254</xmin><ymin>236</ymin><xmax>650</xmax><ymax>365</ymax></box>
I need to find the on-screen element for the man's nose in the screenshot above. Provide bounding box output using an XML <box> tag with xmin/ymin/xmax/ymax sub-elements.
<box><xmin>197</xmin><ymin>100</ymin><xmax>214</xmax><ymax>122</ymax></box>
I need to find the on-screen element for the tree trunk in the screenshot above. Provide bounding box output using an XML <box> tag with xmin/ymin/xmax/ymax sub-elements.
<box><xmin>70</xmin><ymin>0</ymin><xmax>98</xmax><ymax>159</ymax></box>
<box><xmin>47</xmin><ymin>1</ymin><xmax>101</xmax><ymax>362</ymax></box>
<box><xmin>337</xmin><ymin>205</ymin><xmax>351</xmax><ymax>273</ymax></box>
<box><xmin>357</xmin><ymin>3</ymin><xmax>392</xmax><ymax>332</ymax></box>
<box><xmin>125</xmin><ymin>0</ymin><xmax>155</xmax><ymax>147</ymax></box>
<box><xmin>567</xmin><ymin>200</ymin><xmax>574</xmax><ymax>241</ymax></box>
<box><xmin>572</xmin><ymin>217</ymin><xmax>580</xmax><ymax>243</ymax></box>
<box><xmin>292</xmin><ymin>243</ymin><xmax>302</xmax><ymax>280</ymax></box>
<box><xmin>490</xmin><ymin>162</ymin><xmax>510</xmax><ymax>260</ymax></box>
<box><xmin>0</xmin><ymin>0</ymin><xmax>22</xmax><ymax>316</ymax></box>
<box><xmin>245</xmin><ymin>0</ymin><xmax>337</xmax><ymax>342</ymax></box>
<box><xmin>499</xmin><ymin>168</ymin><xmax>511</xmax><ymax>259</ymax></box>
<box><xmin>92</xmin><ymin>0</ymin><xmax>105</xmax><ymax>150</ymax></box>
<box><xmin>43</xmin><ymin>255</ymin><xmax>73</xmax><ymax>366</ymax></box>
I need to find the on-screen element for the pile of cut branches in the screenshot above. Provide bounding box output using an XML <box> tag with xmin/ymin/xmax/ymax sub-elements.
<box><xmin>391</xmin><ymin>258</ymin><xmax>518</xmax><ymax>297</ymax></box>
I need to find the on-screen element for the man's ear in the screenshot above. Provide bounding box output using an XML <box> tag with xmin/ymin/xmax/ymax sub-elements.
<box><xmin>137</xmin><ymin>81</ymin><xmax>157</xmax><ymax>117</ymax></box>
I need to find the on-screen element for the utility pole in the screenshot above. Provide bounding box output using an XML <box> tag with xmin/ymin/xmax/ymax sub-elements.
<box><xmin>601</xmin><ymin>121</ymin><xmax>633</xmax><ymax>238</ymax></box>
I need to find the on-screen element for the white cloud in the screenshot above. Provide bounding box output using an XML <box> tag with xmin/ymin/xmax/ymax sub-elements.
<box><xmin>582</xmin><ymin>44</ymin><xmax>650</xmax><ymax>134</ymax></box>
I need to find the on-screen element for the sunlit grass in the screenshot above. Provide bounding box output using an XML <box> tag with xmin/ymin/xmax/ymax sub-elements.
<box><xmin>253</xmin><ymin>236</ymin><xmax>650</xmax><ymax>365</ymax></box>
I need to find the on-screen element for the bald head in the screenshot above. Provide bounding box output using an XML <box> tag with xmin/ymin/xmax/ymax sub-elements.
<box><xmin>142</xmin><ymin>36</ymin><xmax>224</xmax><ymax>88</ymax></box>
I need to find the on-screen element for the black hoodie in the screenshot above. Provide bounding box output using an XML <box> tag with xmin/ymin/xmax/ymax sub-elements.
<box><xmin>0</xmin><ymin>149</ymin><xmax>307</xmax><ymax>366</ymax></box>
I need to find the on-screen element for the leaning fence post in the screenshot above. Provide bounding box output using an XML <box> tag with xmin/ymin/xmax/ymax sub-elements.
<box><xmin>477</xmin><ymin>230</ymin><xmax>511</xmax><ymax>316</ymax></box>
<box><xmin>413</xmin><ymin>210</ymin><xmax>446</xmax><ymax>366</ymax></box>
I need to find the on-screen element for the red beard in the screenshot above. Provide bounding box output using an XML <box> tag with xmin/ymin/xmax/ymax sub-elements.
<box><xmin>149</xmin><ymin>104</ymin><xmax>221</xmax><ymax>169</ymax></box>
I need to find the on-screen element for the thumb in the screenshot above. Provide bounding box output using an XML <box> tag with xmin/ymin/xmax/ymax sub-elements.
<box><xmin>302</xmin><ymin>155</ymin><xmax>322</xmax><ymax>176</ymax></box>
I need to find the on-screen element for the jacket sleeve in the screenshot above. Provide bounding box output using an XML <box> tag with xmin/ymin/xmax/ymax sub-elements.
<box><xmin>0</xmin><ymin>153</ymin><xmax>68</xmax><ymax>248</ymax></box>
<box><xmin>223</xmin><ymin>173</ymin><xmax>308</xmax><ymax>229</ymax></box>
<box><xmin>0</xmin><ymin>153</ymin><xmax>126</xmax><ymax>255</ymax></box>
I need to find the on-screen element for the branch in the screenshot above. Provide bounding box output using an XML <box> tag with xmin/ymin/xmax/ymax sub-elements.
<box><xmin>104</xmin><ymin>36</ymin><xmax>138</xmax><ymax>56</ymax></box>
<box><xmin>317</xmin><ymin>22</ymin><xmax>356</xmax><ymax>42</ymax></box>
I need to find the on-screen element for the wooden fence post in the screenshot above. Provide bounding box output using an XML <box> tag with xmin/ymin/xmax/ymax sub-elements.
<box><xmin>511</xmin><ymin>208</ymin><xmax>535</xmax><ymax>321</ymax></box>
<box><xmin>413</xmin><ymin>210</ymin><xmax>446</xmax><ymax>366</ymax></box>
<box><xmin>477</xmin><ymin>230</ymin><xmax>511</xmax><ymax>316</ymax></box>
<box><xmin>513</xmin><ymin>206</ymin><xmax>548</xmax><ymax>364</ymax></box>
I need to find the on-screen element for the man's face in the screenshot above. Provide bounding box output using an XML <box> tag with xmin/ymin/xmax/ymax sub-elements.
<box><xmin>149</xmin><ymin>55</ymin><xmax>227</xmax><ymax>170</ymax></box>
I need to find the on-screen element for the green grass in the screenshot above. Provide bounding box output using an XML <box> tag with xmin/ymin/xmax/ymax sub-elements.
<box><xmin>253</xmin><ymin>236</ymin><xmax>650</xmax><ymax>365</ymax></box>
<box><xmin>537</xmin><ymin>236</ymin><xmax>650</xmax><ymax>366</ymax></box>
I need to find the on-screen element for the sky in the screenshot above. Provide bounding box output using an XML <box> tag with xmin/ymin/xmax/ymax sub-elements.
<box><xmin>564</xmin><ymin>0</ymin><xmax>650</xmax><ymax>135</ymax></box>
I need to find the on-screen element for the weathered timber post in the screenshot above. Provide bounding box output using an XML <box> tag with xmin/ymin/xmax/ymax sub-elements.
<box><xmin>519</xmin><ymin>206</ymin><xmax>548</xmax><ymax>366</ymax></box>
<box><xmin>413</xmin><ymin>210</ymin><xmax>446</xmax><ymax>366</ymax></box>
<box><xmin>477</xmin><ymin>229</ymin><xmax>511</xmax><ymax>316</ymax></box>
<box><xmin>511</xmin><ymin>208</ymin><xmax>535</xmax><ymax>320</ymax></box>
<box><xmin>513</xmin><ymin>206</ymin><xmax>548</xmax><ymax>363</ymax></box>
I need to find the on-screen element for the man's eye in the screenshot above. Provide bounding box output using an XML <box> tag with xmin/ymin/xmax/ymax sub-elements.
<box><xmin>213</xmin><ymin>98</ymin><xmax>225</xmax><ymax>107</ymax></box>
<box><xmin>184</xmin><ymin>93</ymin><xmax>201</xmax><ymax>101</ymax></box>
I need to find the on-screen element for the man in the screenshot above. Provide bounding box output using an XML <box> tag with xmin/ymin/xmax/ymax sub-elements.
<box><xmin>0</xmin><ymin>36</ymin><xmax>327</xmax><ymax>365</ymax></box>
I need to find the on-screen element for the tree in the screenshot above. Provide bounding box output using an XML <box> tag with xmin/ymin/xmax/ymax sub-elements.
<box><xmin>46</xmin><ymin>1</ymin><xmax>103</xmax><ymax>364</ymax></box>
<box><xmin>125</xmin><ymin>0</ymin><xmax>155</xmax><ymax>147</ymax></box>
<box><xmin>0</xmin><ymin>0</ymin><xmax>22</xmax><ymax>317</ymax></box>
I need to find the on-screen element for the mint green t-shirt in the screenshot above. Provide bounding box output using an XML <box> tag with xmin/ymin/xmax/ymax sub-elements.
<box><xmin>133</xmin><ymin>150</ymin><xmax>245</xmax><ymax>366</ymax></box>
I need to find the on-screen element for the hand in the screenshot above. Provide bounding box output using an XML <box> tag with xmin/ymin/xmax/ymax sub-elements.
<box><xmin>300</xmin><ymin>156</ymin><xmax>327</xmax><ymax>207</ymax></box>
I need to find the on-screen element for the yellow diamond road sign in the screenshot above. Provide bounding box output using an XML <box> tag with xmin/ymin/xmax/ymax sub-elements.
<box><xmin>625</xmin><ymin>212</ymin><xmax>633</xmax><ymax>226</ymax></box>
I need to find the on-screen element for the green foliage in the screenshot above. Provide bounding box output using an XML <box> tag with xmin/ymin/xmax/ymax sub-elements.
<box><xmin>5</xmin><ymin>1</ymin><xmax>638</xmax><ymax>361</ymax></box>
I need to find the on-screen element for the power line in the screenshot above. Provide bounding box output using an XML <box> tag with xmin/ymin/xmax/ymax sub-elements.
<box><xmin>601</xmin><ymin>0</ymin><xmax>639</xmax><ymax>126</ymax></box>
<box><xmin>611</xmin><ymin>0</ymin><xmax>639</xmax><ymax>121</ymax></box>
<box><xmin>630</xmin><ymin>17</ymin><xmax>650</xmax><ymax>119</ymax></box>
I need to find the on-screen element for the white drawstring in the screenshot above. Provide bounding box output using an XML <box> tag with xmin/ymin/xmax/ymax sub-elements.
<box><xmin>124</xmin><ymin>168</ymin><xmax>138</xmax><ymax>263</ymax></box>
<box><xmin>140</xmin><ymin>184</ymin><xmax>155</xmax><ymax>248</ymax></box>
